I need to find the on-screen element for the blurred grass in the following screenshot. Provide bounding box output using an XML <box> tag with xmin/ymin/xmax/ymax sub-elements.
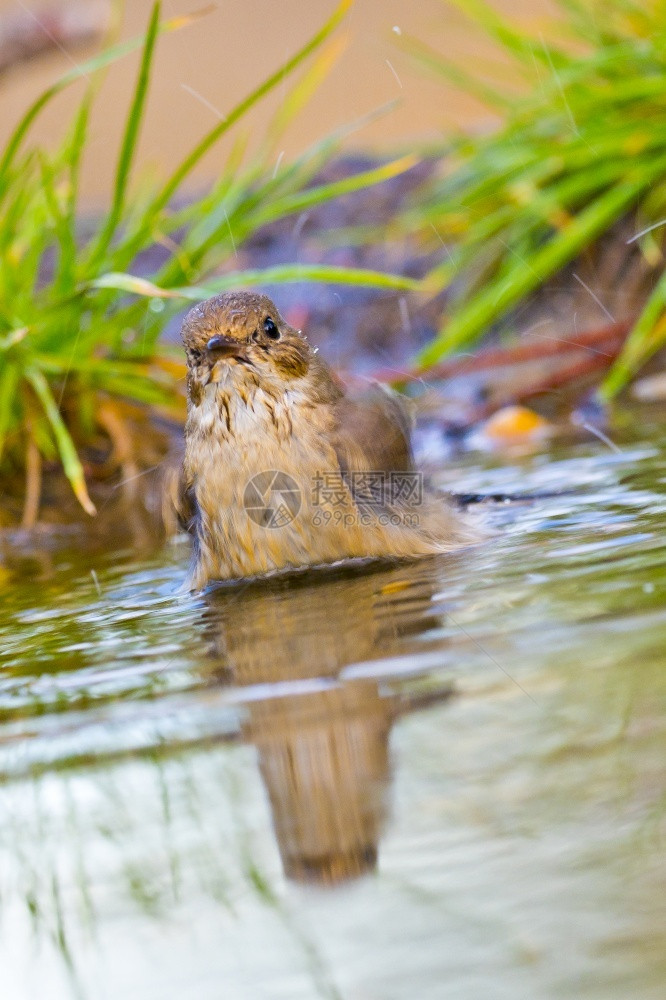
<box><xmin>0</xmin><ymin>0</ymin><xmax>419</xmax><ymax>517</ymax></box>
<box><xmin>407</xmin><ymin>0</ymin><xmax>666</xmax><ymax>397</ymax></box>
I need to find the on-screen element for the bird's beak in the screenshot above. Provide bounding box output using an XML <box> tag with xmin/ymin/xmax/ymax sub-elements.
<box><xmin>206</xmin><ymin>334</ymin><xmax>247</xmax><ymax>360</ymax></box>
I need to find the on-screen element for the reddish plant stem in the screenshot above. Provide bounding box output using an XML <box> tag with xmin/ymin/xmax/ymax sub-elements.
<box><xmin>478</xmin><ymin>351</ymin><xmax>618</xmax><ymax>418</ymax></box>
<box><xmin>369</xmin><ymin>318</ymin><xmax>632</xmax><ymax>386</ymax></box>
<box><xmin>21</xmin><ymin>433</ymin><xmax>42</xmax><ymax>529</ymax></box>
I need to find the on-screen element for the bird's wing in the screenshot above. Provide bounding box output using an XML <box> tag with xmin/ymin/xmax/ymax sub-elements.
<box><xmin>161</xmin><ymin>455</ymin><xmax>197</xmax><ymax>534</ymax></box>
<box><xmin>330</xmin><ymin>381</ymin><xmax>415</xmax><ymax>482</ymax></box>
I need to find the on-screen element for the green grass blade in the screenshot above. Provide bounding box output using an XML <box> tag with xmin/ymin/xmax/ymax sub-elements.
<box><xmin>88</xmin><ymin>0</ymin><xmax>353</xmax><ymax>287</ymax></box>
<box><xmin>442</xmin><ymin>0</ymin><xmax>563</xmax><ymax>67</ymax></box>
<box><xmin>148</xmin><ymin>0</ymin><xmax>353</xmax><ymax>216</ymax></box>
<box><xmin>416</xmin><ymin>176</ymin><xmax>647</xmax><ymax>367</ymax></box>
<box><xmin>86</xmin><ymin>3</ymin><xmax>161</xmax><ymax>268</ymax></box>
<box><xmin>250</xmin><ymin>154</ymin><xmax>419</xmax><ymax>227</ymax></box>
<box><xmin>264</xmin><ymin>35</ymin><xmax>346</xmax><ymax>149</ymax></box>
<box><xmin>88</xmin><ymin>273</ymin><xmax>182</xmax><ymax>298</ymax></box>
<box><xmin>57</xmin><ymin>91</ymin><xmax>94</xmax><ymax>292</ymax></box>
<box><xmin>401</xmin><ymin>34</ymin><xmax>514</xmax><ymax>110</ymax></box>
<box><xmin>0</xmin><ymin>362</ymin><xmax>19</xmax><ymax>462</ymax></box>
<box><xmin>89</xmin><ymin>263</ymin><xmax>423</xmax><ymax>299</ymax></box>
<box><xmin>405</xmin><ymin>0</ymin><xmax>666</xmax><ymax>392</ymax></box>
<box><xmin>0</xmin><ymin>8</ymin><xmax>202</xmax><ymax>198</ymax></box>
<box><xmin>196</xmin><ymin>264</ymin><xmax>423</xmax><ymax>293</ymax></box>
<box><xmin>600</xmin><ymin>268</ymin><xmax>666</xmax><ymax>399</ymax></box>
<box><xmin>24</xmin><ymin>367</ymin><xmax>96</xmax><ymax>515</ymax></box>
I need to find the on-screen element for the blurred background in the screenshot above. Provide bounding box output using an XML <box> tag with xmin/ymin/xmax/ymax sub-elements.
<box><xmin>0</xmin><ymin>0</ymin><xmax>549</xmax><ymax>201</ymax></box>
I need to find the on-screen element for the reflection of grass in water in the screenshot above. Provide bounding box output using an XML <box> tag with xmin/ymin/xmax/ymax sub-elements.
<box><xmin>2</xmin><ymin>777</ymin><xmax>88</xmax><ymax>999</ymax></box>
<box><xmin>2</xmin><ymin>748</ymin><xmax>345</xmax><ymax>998</ymax></box>
<box><xmin>50</xmin><ymin>870</ymin><xmax>87</xmax><ymax>1000</ymax></box>
<box><xmin>154</xmin><ymin>750</ymin><xmax>182</xmax><ymax>905</ymax></box>
<box><xmin>63</xmin><ymin>778</ymin><xmax>96</xmax><ymax>938</ymax></box>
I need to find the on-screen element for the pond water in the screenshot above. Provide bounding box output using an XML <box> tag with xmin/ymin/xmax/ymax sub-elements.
<box><xmin>1</xmin><ymin>414</ymin><xmax>665</xmax><ymax>1000</ymax></box>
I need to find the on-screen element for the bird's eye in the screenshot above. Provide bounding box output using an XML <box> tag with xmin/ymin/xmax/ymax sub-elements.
<box><xmin>263</xmin><ymin>317</ymin><xmax>280</xmax><ymax>340</ymax></box>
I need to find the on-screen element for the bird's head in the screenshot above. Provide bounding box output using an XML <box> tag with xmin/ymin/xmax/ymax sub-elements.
<box><xmin>181</xmin><ymin>291</ymin><xmax>312</xmax><ymax>402</ymax></box>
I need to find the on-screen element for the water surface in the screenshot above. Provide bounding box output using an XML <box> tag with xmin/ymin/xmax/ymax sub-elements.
<box><xmin>1</xmin><ymin>417</ymin><xmax>665</xmax><ymax>1000</ymax></box>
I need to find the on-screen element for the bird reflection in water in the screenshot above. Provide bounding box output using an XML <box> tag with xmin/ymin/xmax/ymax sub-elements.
<box><xmin>201</xmin><ymin>557</ymin><xmax>453</xmax><ymax>886</ymax></box>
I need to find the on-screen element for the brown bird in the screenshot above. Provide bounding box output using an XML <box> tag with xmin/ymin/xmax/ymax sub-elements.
<box><xmin>176</xmin><ymin>290</ymin><xmax>476</xmax><ymax>588</ymax></box>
